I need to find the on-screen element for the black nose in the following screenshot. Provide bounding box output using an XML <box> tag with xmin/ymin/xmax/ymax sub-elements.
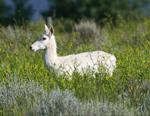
<box><xmin>30</xmin><ymin>46</ymin><xmax>32</xmax><ymax>50</ymax></box>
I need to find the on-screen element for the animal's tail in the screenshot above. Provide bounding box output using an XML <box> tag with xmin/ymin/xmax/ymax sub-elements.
<box><xmin>111</xmin><ymin>55</ymin><xmax>116</xmax><ymax>69</ymax></box>
<box><xmin>107</xmin><ymin>55</ymin><xmax>116</xmax><ymax>76</ymax></box>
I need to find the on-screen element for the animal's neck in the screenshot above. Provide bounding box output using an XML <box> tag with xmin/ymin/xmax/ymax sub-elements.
<box><xmin>45</xmin><ymin>35</ymin><xmax>58</xmax><ymax>66</ymax></box>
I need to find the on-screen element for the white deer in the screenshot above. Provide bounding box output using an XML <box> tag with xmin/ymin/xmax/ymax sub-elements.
<box><xmin>30</xmin><ymin>24</ymin><xmax>116</xmax><ymax>77</ymax></box>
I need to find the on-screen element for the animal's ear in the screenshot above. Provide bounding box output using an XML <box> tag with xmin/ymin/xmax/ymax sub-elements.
<box><xmin>45</xmin><ymin>24</ymin><xmax>50</xmax><ymax>34</ymax></box>
<box><xmin>50</xmin><ymin>26</ymin><xmax>54</xmax><ymax>34</ymax></box>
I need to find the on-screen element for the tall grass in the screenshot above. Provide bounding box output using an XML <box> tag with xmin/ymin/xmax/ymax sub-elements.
<box><xmin>0</xmin><ymin>18</ymin><xmax>149</xmax><ymax>115</ymax></box>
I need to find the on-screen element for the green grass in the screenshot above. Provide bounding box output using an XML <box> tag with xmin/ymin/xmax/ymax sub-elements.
<box><xmin>0</xmin><ymin>18</ymin><xmax>150</xmax><ymax>115</ymax></box>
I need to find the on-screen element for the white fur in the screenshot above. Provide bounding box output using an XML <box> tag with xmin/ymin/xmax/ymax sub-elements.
<box><xmin>31</xmin><ymin>24</ymin><xmax>116</xmax><ymax>76</ymax></box>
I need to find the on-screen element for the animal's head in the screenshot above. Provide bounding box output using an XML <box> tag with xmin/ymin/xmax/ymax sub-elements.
<box><xmin>30</xmin><ymin>24</ymin><xmax>55</xmax><ymax>52</ymax></box>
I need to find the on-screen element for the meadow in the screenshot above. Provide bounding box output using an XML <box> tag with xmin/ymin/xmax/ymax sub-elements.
<box><xmin>0</xmin><ymin>18</ymin><xmax>149</xmax><ymax>116</ymax></box>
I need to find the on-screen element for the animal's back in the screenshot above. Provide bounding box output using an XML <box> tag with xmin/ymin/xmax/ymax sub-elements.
<box><xmin>57</xmin><ymin>51</ymin><xmax>116</xmax><ymax>76</ymax></box>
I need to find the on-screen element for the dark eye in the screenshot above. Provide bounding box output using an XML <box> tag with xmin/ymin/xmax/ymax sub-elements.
<box><xmin>42</xmin><ymin>37</ymin><xmax>46</xmax><ymax>40</ymax></box>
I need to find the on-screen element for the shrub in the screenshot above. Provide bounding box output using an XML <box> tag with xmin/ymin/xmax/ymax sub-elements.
<box><xmin>75</xmin><ymin>20</ymin><xmax>99</xmax><ymax>42</ymax></box>
<box><xmin>75</xmin><ymin>20</ymin><xmax>108</xmax><ymax>49</ymax></box>
<box><xmin>0</xmin><ymin>77</ymin><xmax>135</xmax><ymax>116</ymax></box>
<box><xmin>0</xmin><ymin>76</ymin><xmax>47</xmax><ymax>115</ymax></box>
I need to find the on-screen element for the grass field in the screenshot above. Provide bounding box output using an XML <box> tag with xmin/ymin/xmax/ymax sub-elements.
<box><xmin>0</xmin><ymin>18</ymin><xmax>149</xmax><ymax>115</ymax></box>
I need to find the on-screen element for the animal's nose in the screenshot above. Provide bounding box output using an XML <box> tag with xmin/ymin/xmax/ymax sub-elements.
<box><xmin>30</xmin><ymin>46</ymin><xmax>32</xmax><ymax>50</ymax></box>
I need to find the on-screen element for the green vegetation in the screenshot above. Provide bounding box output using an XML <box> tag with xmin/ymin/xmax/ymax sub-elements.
<box><xmin>47</xmin><ymin>0</ymin><xmax>149</xmax><ymax>23</ymax></box>
<box><xmin>0</xmin><ymin>0</ymin><xmax>149</xmax><ymax>25</ymax></box>
<box><xmin>0</xmin><ymin>18</ymin><xmax>149</xmax><ymax>115</ymax></box>
<box><xmin>0</xmin><ymin>0</ymin><xmax>33</xmax><ymax>26</ymax></box>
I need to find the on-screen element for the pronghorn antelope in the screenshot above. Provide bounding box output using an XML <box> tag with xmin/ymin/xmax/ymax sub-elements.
<box><xmin>30</xmin><ymin>24</ymin><xmax>116</xmax><ymax>76</ymax></box>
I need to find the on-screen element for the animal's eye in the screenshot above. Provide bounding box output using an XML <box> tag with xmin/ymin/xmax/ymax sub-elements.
<box><xmin>42</xmin><ymin>37</ymin><xmax>46</xmax><ymax>40</ymax></box>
